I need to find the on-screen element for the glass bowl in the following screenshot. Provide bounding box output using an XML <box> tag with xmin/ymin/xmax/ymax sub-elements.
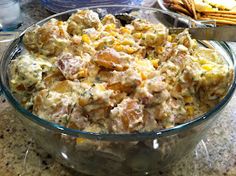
<box><xmin>0</xmin><ymin>5</ymin><xmax>235</xmax><ymax>176</ymax></box>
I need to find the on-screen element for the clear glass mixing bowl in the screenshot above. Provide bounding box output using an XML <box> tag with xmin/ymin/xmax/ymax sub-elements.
<box><xmin>0</xmin><ymin>5</ymin><xmax>235</xmax><ymax>176</ymax></box>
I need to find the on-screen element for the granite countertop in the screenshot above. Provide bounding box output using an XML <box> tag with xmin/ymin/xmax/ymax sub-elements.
<box><xmin>0</xmin><ymin>0</ymin><xmax>236</xmax><ymax>175</ymax></box>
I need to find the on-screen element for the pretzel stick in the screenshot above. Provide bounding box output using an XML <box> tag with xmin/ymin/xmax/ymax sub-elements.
<box><xmin>164</xmin><ymin>0</ymin><xmax>183</xmax><ymax>5</ymax></box>
<box><xmin>179</xmin><ymin>12</ymin><xmax>188</xmax><ymax>16</ymax></box>
<box><xmin>189</xmin><ymin>0</ymin><xmax>197</xmax><ymax>19</ymax></box>
<box><xmin>182</xmin><ymin>0</ymin><xmax>193</xmax><ymax>15</ymax></box>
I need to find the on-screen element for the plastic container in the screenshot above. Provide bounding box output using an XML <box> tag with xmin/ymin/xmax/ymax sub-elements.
<box><xmin>40</xmin><ymin>0</ymin><xmax>143</xmax><ymax>13</ymax></box>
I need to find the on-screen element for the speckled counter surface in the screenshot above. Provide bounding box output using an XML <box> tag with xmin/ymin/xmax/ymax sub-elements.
<box><xmin>0</xmin><ymin>1</ymin><xmax>236</xmax><ymax>176</ymax></box>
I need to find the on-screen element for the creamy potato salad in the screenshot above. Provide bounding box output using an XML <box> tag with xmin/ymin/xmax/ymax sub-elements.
<box><xmin>9</xmin><ymin>10</ymin><xmax>232</xmax><ymax>133</ymax></box>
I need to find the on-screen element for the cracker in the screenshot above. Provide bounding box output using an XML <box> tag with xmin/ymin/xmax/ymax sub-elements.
<box><xmin>199</xmin><ymin>16</ymin><xmax>236</xmax><ymax>25</ymax></box>
<box><xmin>170</xmin><ymin>3</ymin><xmax>192</xmax><ymax>16</ymax></box>
<box><xmin>202</xmin><ymin>13</ymin><xmax>236</xmax><ymax>18</ymax></box>
<box><xmin>202</xmin><ymin>10</ymin><xmax>236</xmax><ymax>15</ymax></box>
<box><xmin>202</xmin><ymin>15</ymin><xmax>236</xmax><ymax>22</ymax></box>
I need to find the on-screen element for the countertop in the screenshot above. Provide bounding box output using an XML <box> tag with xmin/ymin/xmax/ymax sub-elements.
<box><xmin>0</xmin><ymin>0</ymin><xmax>236</xmax><ymax>175</ymax></box>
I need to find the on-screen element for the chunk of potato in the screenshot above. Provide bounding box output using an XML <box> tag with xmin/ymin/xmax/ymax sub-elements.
<box><xmin>94</xmin><ymin>48</ymin><xmax>129</xmax><ymax>71</ymax></box>
<box><xmin>110</xmin><ymin>98</ymin><xmax>144</xmax><ymax>132</ymax></box>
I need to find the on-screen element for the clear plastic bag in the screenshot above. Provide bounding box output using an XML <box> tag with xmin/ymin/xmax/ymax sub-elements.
<box><xmin>40</xmin><ymin>0</ymin><xmax>143</xmax><ymax>13</ymax></box>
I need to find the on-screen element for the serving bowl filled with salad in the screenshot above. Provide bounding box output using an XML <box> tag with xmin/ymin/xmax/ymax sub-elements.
<box><xmin>0</xmin><ymin>5</ymin><xmax>235</xmax><ymax>176</ymax></box>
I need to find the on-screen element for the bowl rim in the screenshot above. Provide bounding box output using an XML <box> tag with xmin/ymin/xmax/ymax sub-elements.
<box><xmin>0</xmin><ymin>5</ymin><xmax>236</xmax><ymax>141</ymax></box>
<box><xmin>157</xmin><ymin>0</ymin><xmax>169</xmax><ymax>12</ymax></box>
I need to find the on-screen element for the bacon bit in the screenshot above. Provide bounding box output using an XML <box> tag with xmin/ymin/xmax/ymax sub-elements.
<box><xmin>122</xmin><ymin>115</ymin><xmax>129</xmax><ymax>130</ymax></box>
<box><xmin>175</xmin><ymin>84</ymin><xmax>182</xmax><ymax>92</ymax></box>
<box><xmin>16</xmin><ymin>84</ymin><xmax>25</xmax><ymax>91</ymax></box>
